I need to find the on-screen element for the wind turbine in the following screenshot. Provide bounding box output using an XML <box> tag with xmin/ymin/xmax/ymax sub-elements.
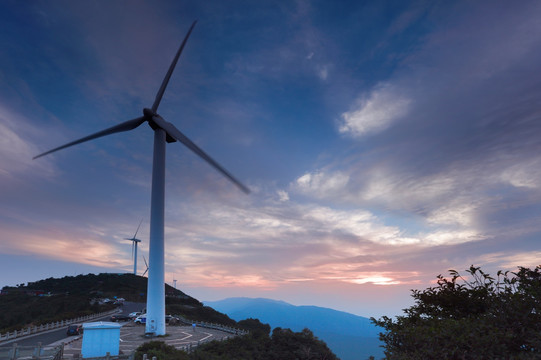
<box><xmin>33</xmin><ymin>21</ymin><xmax>249</xmax><ymax>336</ymax></box>
<box><xmin>126</xmin><ymin>219</ymin><xmax>143</xmax><ymax>275</ymax></box>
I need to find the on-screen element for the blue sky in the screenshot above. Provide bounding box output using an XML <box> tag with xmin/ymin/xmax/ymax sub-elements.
<box><xmin>1</xmin><ymin>0</ymin><xmax>541</xmax><ymax>318</ymax></box>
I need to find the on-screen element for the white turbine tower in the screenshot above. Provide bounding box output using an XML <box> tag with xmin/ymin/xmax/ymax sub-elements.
<box><xmin>126</xmin><ymin>219</ymin><xmax>143</xmax><ymax>275</ymax></box>
<box><xmin>33</xmin><ymin>21</ymin><xmax>249</xmax><ymax>336</ymax></box>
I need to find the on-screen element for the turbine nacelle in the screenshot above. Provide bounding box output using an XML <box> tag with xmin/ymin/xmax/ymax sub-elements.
<box><xmin>143</xmin><ymin>108</ymin><xmax>155</xmax><ymax>118</ymax></box>
<box><xmin>144</xmin><ymin>108</ymin><xmax>177</xmax><ymax>143</ymax></box>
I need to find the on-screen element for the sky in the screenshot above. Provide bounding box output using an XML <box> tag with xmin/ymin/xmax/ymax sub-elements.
<box><xmin>1</xmin><ymin>0</ymin><xmax>541</xmax><ymax>319</ymax></box>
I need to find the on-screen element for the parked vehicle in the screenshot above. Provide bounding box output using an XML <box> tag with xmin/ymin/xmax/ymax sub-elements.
<box><xmin>113</xmin><ymin>297</ymin><xmax>125</xmax><ymax>305</ymax></box>
<box><xmin>134</xmin><ymin>315</ymin><xmax>146</xmax><ymax>324</ymax></box>
<box><xmin>166</xmin><ymin>315</ymin><xmax>180</xmax><ymax>324</ymax></box>
<box><xmin>110</xmin><ymin>314</ymin><xmax>132</xmax><ymax>322</ymax></box>
<box><xmin>133</xmin><ymin>315</ymin><xmax>178</xmax><ymax>325</ymax></box>
<box><xmin>66</xmin><ymin>324</ymin><xmax>83</xmax><ymax>336</ymax></box>
<box><xmin>129</xmin><ymin>311</ymin><xmax>142</xmax><ymax>318</ymax></box>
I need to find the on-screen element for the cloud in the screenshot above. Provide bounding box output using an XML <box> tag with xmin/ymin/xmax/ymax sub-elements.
<box><xmin>0</xmin><ymin>121</ymin><xmax>35</xmax><ymax>177</ymax></box>
<box><xmin>478</xmin><ymin>251</ymin><xmax>541</xmax><ymax>270</ymax></box>
<box><xmin>426</xmin><ymin>200</ymin><xmax>479</xmax><ymax>227</ymax></box>
<box><xmin>4</xmin><ymin>1</ymin><xmax>541</xmax><ymax>319</ymax></box>
<box><xmin>295</xmin><ymin>170</ymin><xmax>349</xmax><ymax>197</ymax></box>
<box><xmin>148</xmin><ymin>190</ymin><xmax>502</xmax><ymax>292</ymax></box>
<box><xmin>0</xmin><ymin>105</ymin><xmax>55</xmax><ymax>181</ymax></box>
<box><xmin>277</xmin><ymin>190</ymin><xmax>289</xmax><ymax>202</ymax></box>
<box><xmin>316</xmin><ymin>64</ymin><xmax>330</xmax><ymax>80</ymax></box>
<box><xmin>300</xmin><ymin>206</ymin><xmax>419</xmax><ymax>246</ymax></box>
<box><xmin>0</xmin><ymin>224</ymin><xmax>127</xmax><ymax>269</ymax></box>
<box><xmin>348</xmin><ymin>276</ymin><xmax>400</xmax><ymax>286</ymax></box>
<box><xmin>339</xmin><ymin>83</ymin><xmax>411</xmax><ymax>137</ymax></box>
<box><xmin>422</xmin><ymin>229</ymin><xmax>486</xmax><ymax>246</ymax></box>
<box><xmin>499</xmin><ymin>159</ymin><xmax>541</xmax><ymax>189</ymax></box>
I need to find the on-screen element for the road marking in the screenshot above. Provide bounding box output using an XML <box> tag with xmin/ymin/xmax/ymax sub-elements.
<box><xmin>199</xmin><ymin>332</ymin><xmax>213</xmax><ymax>342</ymax></box>
<box><xmin>179</xmin><ymin>332</ymin><xmax>193</xmax><ymax>341</ymax></box>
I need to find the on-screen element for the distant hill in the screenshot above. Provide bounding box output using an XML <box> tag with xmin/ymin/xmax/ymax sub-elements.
<box><xmin>205</xmin><ymin>297</ymin><xmax>384</xmax><ymax>360</ymax></box>
<box><xmin>0</xmin><ymin>273</ymin><xmax>234</xmax><ymax>332</ymax></box>
<box><xmin>21</xmin><ymin>272</ymin><xmax>193</xmax><ymax>302</ymax></box>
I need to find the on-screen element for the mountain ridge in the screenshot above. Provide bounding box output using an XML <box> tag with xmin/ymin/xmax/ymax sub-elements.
<box><xmin>205</xmin><ymin>297</ymin><xmax>384</xmax><ymax>360</ymax></box>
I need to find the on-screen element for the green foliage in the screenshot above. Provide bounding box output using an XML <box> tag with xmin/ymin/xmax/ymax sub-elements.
<box><xmin>0</xmin><ymin>291</ymin><xmax>113</xmax><ymax>333</ymax></box>
<box><xmin>189</xmin><ymin>327</ymin><xmax>338</xmax><ymax>360</ymax></box>
<box><xmin>25</xmin><ymin>273</ymin><xmax>194</xmax><ymax>302</ymax></box>
<box><xmin>0</xmin><ymin>273</ymin><xmax>197</xmax><ymax>333</ymax></box>
<box><xmin>371</xmin><ymin>265</ymin><xmax>541</xmax><ymax>359</ymax></box>
<box><xmin>134</xmin><ymin>326</ymin><xmax>338</xmax><ymax>360</ymax></box>
<box><xmin>270</xmin><ymin>327</ymin><xmax>339</xmax><ymax>360</ymax></box>
<box><xmin>135</xmin><ymin>341</ymin><xmax>189</xmax><ymax>360</ymax></box>
<box><xmin>237</xmin><ymin>318</ymin><xmax>271</xmax><ymax>338</ymax></box>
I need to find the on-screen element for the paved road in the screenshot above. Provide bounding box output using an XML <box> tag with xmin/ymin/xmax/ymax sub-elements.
<box><xmin>61</xmin><ymin>322</ymin><xmax>237</xmax><ymax>358</ymax></box>
<box><xmin>1</xmin><ymin>302</ymin><xmax>145</xmax><ymax>347</ymax></box>
<box><xmin>8</xmin><ymin>328</ymin><xmax>70</xmax><ymax>347</ymax></box>
<box><xmin>0</xmin><ymin>302</ymin><xmax>239</xmax><ymax>358</ymax></box>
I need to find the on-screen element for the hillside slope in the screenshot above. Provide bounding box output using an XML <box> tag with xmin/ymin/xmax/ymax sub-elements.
<box><xmin>0</xmin><ymin>273</ymin><xmax>232</xmax><ymax>332</ymax></box>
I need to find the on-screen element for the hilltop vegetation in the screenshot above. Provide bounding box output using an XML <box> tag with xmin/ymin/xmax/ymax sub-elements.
<box><xmin>24</xmin><ymin>272</ymin><xmax>191</xmax><ymax>302</ymax></box>
<box><xmin>0</xmin><ymin>273</ymin><xmax>231</xmax><ymax>333</ymax></box>
<box><xmin>135</xmin><ymin>319</ymin><xmax>338</xmax><ymax>360</ymax></box>
<box><xmin>0</xmin><ymin>290</ymin><xmax>115</xmax><ymax>333</ymax></box>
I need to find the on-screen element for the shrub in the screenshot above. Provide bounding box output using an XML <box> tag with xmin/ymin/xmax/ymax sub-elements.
<box><xmin>135</xmin><ymin>341</ymin><xmax>189</xmax><ymax>360</ymax></box>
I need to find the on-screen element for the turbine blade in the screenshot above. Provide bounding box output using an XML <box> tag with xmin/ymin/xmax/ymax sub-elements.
<box><xmin>151</xmin><ymin>20</ymin><xmax>197</xmax><ymax>113</ymax></box>
<box><xmin>142</xmin><ymin>255</ymin><xmax>149</xmax><ymax>276</ymax></box>
<box><xmin>132</xmin><ymin>242</ymin><xmax>134</xmax><ymax>259</ymax></box>
<box><xmin>152</xmin><ymin>115</ymin><xmax>250</xmax><ymax>194</ymax></box>
<box><xmin>133</xmin><ymin>218</ymin><xmax>143</xmax><ymax>238</ymax></box>
<box><xmin>33</xmin><ymin>116</ymin><xmax>146</xmax><ymax>159</ymax></box>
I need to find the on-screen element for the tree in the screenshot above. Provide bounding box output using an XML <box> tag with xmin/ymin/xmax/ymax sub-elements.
<box><xmin>270</xmin><ymin>327</ymin><xmax>339</xmax><ymax>360</ymax></box>
<box><xmin>188</xmin><ymin>325</ymin><xmax>338</xmax><ymax>359</ymax></box>
<box><xmin>135</xmin><ymin>341</ymin><xmax>189</xmax><ymax>360</ymax></box>
<box><xmin>371</xmin><ymin>265</ymin><xmax>541</xmax><ymax>359</ymax></box>
<box><xmin>237</xmin><ymin>318</ymin><xmax>271</xmax><ymax>338</ymax></box>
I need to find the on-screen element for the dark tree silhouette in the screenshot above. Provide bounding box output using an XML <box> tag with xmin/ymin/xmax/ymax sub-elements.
<box><xmin>372</xmin><ymin>265</ymin><xmax>541</xmax><ymax>359</ymax></box>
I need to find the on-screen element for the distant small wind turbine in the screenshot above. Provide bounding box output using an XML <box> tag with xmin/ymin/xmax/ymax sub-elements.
<box><xmin>125</xmin><ymin>219</ymin><xmax>143</xmax><ymax>275</ymax></box>
<box><xmin>173</xmin><ymin>278</ymin><xmax>177</xmax><ymax>289</ymax></box>
<box><xmin>33</xmin><ymin>20</ymin><xmax>249</xmax><ymax>336</ymax></box>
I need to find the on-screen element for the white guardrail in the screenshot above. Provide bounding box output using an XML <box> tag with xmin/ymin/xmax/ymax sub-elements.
<box><xmin>0</xmin><ymin>310</ymin><xmax>118</xmax><ymax>343</ymax></box>
<box><xmin>0</xmin><ymin>343</ymin><xmax>64</xmax><ymax>360</ymax></box>
<box><xmin>173</xmin><ymin>315</ymin><xmax>248</xmax><ymax>336</ymax></box>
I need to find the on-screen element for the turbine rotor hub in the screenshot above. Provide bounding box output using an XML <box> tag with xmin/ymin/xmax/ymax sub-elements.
<box><xmin>143</xmin><ymin>108</ymin><xmax>156</xmax><ymax>118</ymax></box>
<box><xmin>145</xmin><ymin>108</ymin><xmax>160</xmax><ymax>131</ymax></box>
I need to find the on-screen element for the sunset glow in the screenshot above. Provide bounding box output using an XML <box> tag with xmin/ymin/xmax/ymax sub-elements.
<box><xmin>1</xmin><ymin>0</ymin><xmax>541</xmax><ymax>319</ymax></box>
